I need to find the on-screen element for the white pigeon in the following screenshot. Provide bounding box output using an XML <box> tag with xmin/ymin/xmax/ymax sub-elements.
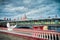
<box><xmin>7</xmin><ymin>22</ymin><xmax>16</xmax><ymax>31</ymax></box>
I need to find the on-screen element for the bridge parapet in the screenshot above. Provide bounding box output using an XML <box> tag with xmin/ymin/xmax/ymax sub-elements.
<box><xmin>0</xmin><ymin>27</ymin><xmax>60</xmax><ymax>40</ymax></box>
<box><xmin>33</xmin><ymin>30</ymin><xmax>60</xmax><ymax>40</ymax></box>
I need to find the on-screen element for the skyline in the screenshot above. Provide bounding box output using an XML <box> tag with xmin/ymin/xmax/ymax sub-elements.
<box><xmin>0</xmin><ymin>0</ymin><xmax>60</xmax><ymax>20</ymax></box>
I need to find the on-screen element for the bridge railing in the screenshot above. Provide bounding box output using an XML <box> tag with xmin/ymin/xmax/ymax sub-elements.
<box><xmin>0</xmin><ymin>27</ymin><xmax>60</xmax><ymax>40</ymax></box>
<box><xmin>33</xmin><ymin>30</ymin><xmax>60</xmax><ymax>40</ymax></box>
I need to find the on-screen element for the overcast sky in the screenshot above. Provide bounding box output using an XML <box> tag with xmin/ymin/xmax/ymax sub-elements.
<box><xmin>0</xmin><ymin>0</ymin><xmax>60</xmax><ymax>20</ymax></box>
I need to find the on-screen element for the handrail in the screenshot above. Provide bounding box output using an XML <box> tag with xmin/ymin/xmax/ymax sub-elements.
<box><xmin>0</xmin><ymin>27</ymin><xmax>60</xmax><ymax>40</ymax></box>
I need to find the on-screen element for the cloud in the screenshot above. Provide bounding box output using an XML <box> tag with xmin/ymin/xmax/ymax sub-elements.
<box><xmin>3</xmin><ymin>4</ymin><xmax>29</xmax><ymax>12</ymax></box>
<box><xmin>1</xmin><ymin>4</ymin><xmax>29</xmax><ymax>18</ymax></box>
<box><xmin>24</xmin><ymin>2</ymin><xmax>59</xmax><ymax>19</ymax></box>
<box><xmin>0</xmin><ymin>0</ymin><xmax>60</xmax><ymax>20</ymax></box>
<box><xmin>23</xmin><ymin>0</ymin><xmax>31</xmax><ymax>4</ymax></box>
<box><xmin>26</xmin><ymin>2</ymin><xmax>57</xmax><ymax>15</ymax></box>
<box><xmin>12</xmin><ymin>1</ymin><xmax>60</xmax><ymax>19</ymax></box>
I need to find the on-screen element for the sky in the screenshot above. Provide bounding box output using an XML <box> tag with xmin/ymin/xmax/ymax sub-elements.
<box><xmin>0</xmin><ymin>0</ymin><xmax>60</xmax><ymax>20</ymax></box>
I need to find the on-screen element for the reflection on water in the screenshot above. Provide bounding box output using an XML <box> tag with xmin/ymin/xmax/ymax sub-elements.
<box><xmin>48</xmin><ymin>26</ymin><xmax>60</xmax><ymax>32</ymax></box>
<box><xmin>16</xmin><ymin>25</ymin><xmax>32</xmax><ymax>29</ymax></box>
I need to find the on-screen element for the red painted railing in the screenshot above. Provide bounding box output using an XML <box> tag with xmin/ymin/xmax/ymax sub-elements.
<box><xmin>0</xmin><ymin>27</ymin><xmax>60</xmax><ymax>40</ymax></box>
<box><xmin>0</xmin><ymin>27</ymin><xmax>47</xmax><ymax>40</ymax></box>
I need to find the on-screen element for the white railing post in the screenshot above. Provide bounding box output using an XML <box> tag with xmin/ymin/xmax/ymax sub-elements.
<box><xmin>49</xmin><ymin>34</ymin><xmax>51</xmax><ymax>40</ymax></box>
<box><xmin>44</xmin><ymin>33</ymin><xmax>46</xmax><ymax>39</ymax></box>
<box><xmin>40</xmin><ymin>34</ymin><xmax>42</xmax><ymax>38</ymax></box>
<box><xmin>39</xmin><ymin>34</ymin><xmax>41</xmax><ymax>38</ymax></box>
<box><xmin>52</xmin><ymin>34</ymin><xmax>54</xmax><ymax>40</ymax></box>
<box><xmin>55</xmin><ymin>34</ymin><xmax>57</xmax><ymax>40</ymax></box>
<box><xmin>41</xmin><ymin>33</ymin><xmax>43</xmax><ymax>38</ymax></box>
<box><xmin>46</xmin><ymin>34</ymin><xmax>48</xmax><ymax>39</ymax></box>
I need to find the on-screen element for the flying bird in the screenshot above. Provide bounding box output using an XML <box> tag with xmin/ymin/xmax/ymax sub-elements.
<box><xmin>7</xmin><ymin>22</ymin><xmax>17</xmax><ymax>31</ymax></box>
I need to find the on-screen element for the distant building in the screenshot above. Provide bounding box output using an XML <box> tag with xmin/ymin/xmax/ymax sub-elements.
<box><xmin>4</xmin><ymin>17</ymin><xmax>7</xmax><ymax>20</ymax></box>
<box><xmin>21</xmin><ymin>14</ymin><xmax>27</xmax><ymax>21</ymax></box>
<box><xmin>9</xmin><ymin>18</ymin><xmax>11</xmax><ymax>21</ymax></box>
